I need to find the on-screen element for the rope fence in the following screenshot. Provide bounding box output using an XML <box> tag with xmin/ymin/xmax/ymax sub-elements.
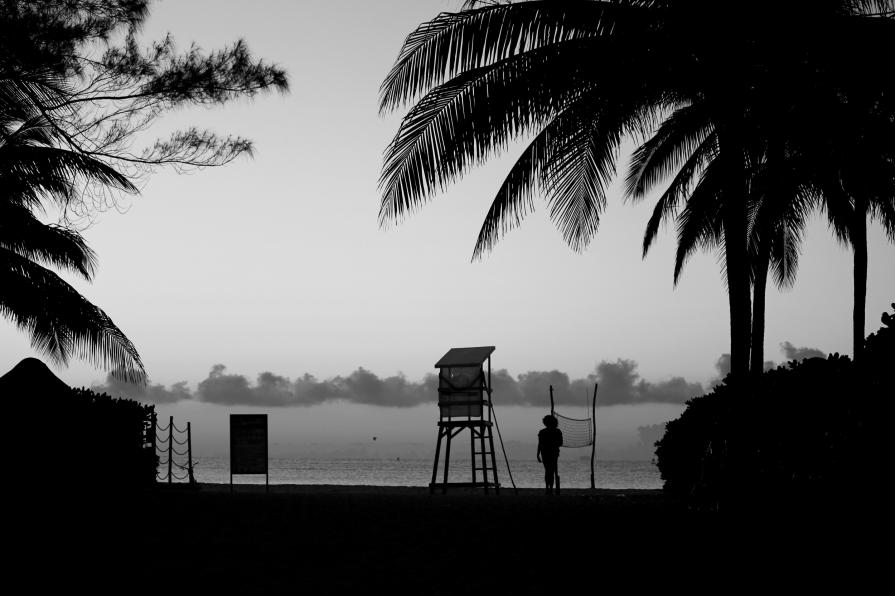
<box><xmin>153</xmin><ymin>414</ymin><xmax>196</xmax><ymax>485</ymax></box>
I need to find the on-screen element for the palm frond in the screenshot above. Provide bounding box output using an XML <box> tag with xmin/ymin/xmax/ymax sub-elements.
<box><xmin>817</xmin><ymin>180</ymin><xmax>855</xmax><ymax>245</ymax></box>
<box><xmin>769</xmin><ymin>219</ymin><xmax>803</xmax><ymax>289</ymax></box>
<box><xmin>0</xmin><ymin>204</ymin><xmax>97</xmax><ymax>279</ymax></box>
<box><xmin>758</xmin><ymin>195</ymin><xmax>808</xmax><ymax>290</ymax></box>
<box><xmin>640</xmin><ymin>130</ymin><xmax>719</xmax><ymax>257</ymax></box>
<box><xmin>379</xmin><ymin>37</ymin><xmax>606</xmax><ymax>225</ymax></box>
<box><xmin>379</xmin><ymin>1</ymin><xmax>631</xmax><ymax>114</ymax></box>
<box><xmin>761</xmin><ymin>192</ymin><xmax>814</xmax><ymax>290</ymax></box>
<box><xmin>541</xmin><ymin>101</ymin><xmax>629</xmax><ymax>252</ymax></box>
<box><xmin>844</xmin><ymin>0</ymin><xmax>895</xmax><ymax>16</ymax></box>
<box><xmin>625</xmin><ymin>102</ymin><xmax>714</xmax><ymax>200</ymax></box>
<box><xmin>0</xmin><ymin>75</ymin><xmax>67</xmax><ymax>124</ymax></box>
<box><xmin>470</xmin><ymin>87</ymin><xmax>616</xmax><ymax>258</ymax></box>
<box><xmin>471</xmin><ymin>121</ymin><xmax>548</xmax><ymax>260</ymax></box>
<box><xmin>871</xmin><ymin>194</ymin><xmax>895</xmax><ymax>241</ymax></box>
<box><xmin>673</xmin><ymin>158</ymin><xmax>725</xmax><ymax>285</ymax></box>
<box><xmin>0</xmin><ymin>144</ymin><xmax>136</xmax><ymax>195</ymax></box>
<box><xmin>0</xmin><ymin>249</ymin><xmax>145</xmax><ymax>384</ymax></box>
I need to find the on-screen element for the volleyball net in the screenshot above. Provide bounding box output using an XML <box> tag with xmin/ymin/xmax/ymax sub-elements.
<box><xmin>554</xmin><ymin>412</ymin><xmax>594</xmax><ymax>449</ymax></box>
<box><xmin>549</xmin><ymin>383</ymin><xmax>598</xmax><ymax>489</ymax></box>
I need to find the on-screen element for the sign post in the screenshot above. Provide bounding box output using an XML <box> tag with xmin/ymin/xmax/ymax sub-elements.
<box><xmin>230</xmin><ymin>414</ymin><xmax>268</xmax><ymax>492</ymax></box>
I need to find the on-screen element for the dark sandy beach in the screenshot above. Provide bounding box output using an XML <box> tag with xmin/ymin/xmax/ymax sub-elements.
<box><xmin>12</xmin><ymin>483</ymin><xmax>883</xmax><ymax>594</ymax></box>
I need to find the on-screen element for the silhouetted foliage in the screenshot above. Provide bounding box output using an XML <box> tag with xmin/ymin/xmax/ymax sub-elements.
<box><xmin>66</xmin><ymin>387</ymin><xmax>157</xmax><ymax>487</ymax></box>
<box><xmin>0</xmin><ymin>0</ymin><xmax>289</xmax><ymax>216</ymax></box>
<box><xmin>2</xmin><ymin>359</ymin><xmax>157</xmax><ymax>488</ymax></box>
<box><xmin>656</xmin><ymin>303</ymin><xmax>895</xmax><ymax>511</ymax></box>
<box><xmin>380</xmin><ymin>0</ymin><xmax>894</xmax><ymax>380</ymax></box>
<box><xmin>1</xmin><ymin>1</ymin><xmax>288</xmax><ymax>381</ymax></box>
<box><xmin>863</xmin><ymin>302</ymin><xmax>895</xmax><ymax>372</ymax></box>
<box><xmin>1</xmin><ymin>86</ymin><xmax>145</xmax><ymax>382</ymax></box>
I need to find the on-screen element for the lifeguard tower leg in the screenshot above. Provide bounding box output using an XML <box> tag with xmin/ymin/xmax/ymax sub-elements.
<box><xmin>442</xmin><ymin>429</ymin><xmax>452</xmax><ymax>495</ymax></box>
<box><xmin>430</xmin><ymin>426</ymin><xmax>444</xmax><ymax>494</ymax></box>
<box><xmin>479</xmin><ymin>425</ymin><xmax>489</xmax><ymax>494</ymax></box>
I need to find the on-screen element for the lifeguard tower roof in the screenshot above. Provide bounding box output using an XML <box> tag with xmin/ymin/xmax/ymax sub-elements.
<box><xmin>434</xmin><ymin>346</ymin><xmax>495</xmax><ymax>368</ymax></box>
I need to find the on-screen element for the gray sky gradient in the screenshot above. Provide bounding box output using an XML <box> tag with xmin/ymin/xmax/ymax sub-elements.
<box><xmin>2</xmin><ymin>1</ymin><xmax>893</xmax><ymax>446</ymax></box>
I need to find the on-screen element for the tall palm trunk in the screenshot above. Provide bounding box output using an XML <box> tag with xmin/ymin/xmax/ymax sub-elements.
<box><xmin>720</xmin><ymin>126</ymin><xmax>753</xmax><ymax>382</ymax></box>
<box><xmin>751</xmin><ymin>245</ymin><xmax>770</xmax><ymax>377</ymax></box>
<box><xmin>751</xmin><ymin>133</ymin><xmax>784</xmax><ymax>377</ymax></box>
<box><xmin>724</xmin><ymin>206</ymin><xmax>753</xmax><ymax>381</ymax></box>
<box><xmin>853</xmin><ymin>194</ymin><xmax>868</xmax><ymax>363</ymax></box>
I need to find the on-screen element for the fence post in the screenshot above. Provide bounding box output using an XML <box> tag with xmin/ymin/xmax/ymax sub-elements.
<box><xmin>151</xmin><ymin>411</ymin><xmax>158</xmax><ymax>484</ymax></box>
<box><xmin>187</xmin><ymin>422</ymin><xmax>195</xmax><ymax>485</ymax></box>
<box><xmin>168</xmin><ymin>415</ymin><xmax>174</xmax><ymax>484</ymax></box>
<box><xmin>150</xmin><ymin>411</ymin><xmax>157</xmax><ymax>453</ymax></box>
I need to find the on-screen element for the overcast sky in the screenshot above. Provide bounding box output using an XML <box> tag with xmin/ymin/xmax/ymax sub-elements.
<box><xmin>2</xmin><ymin>1</ymin><xmax>893</xmax><ymax>450</ymax></box>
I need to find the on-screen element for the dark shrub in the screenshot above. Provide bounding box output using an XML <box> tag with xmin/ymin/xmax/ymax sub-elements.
<box><xmin>66</xmin><ymin>387</ymin><xmax>158</xmax><ymax>487</ymax></box>
<box><xmin>656</xmin><ymin>303</ymin><xmax>893</xmax><ymax>511</ymax></box>
<box><xmin>1</xmin><ymin>360</ymin><xmax>157</xmax><ymax>489</ymax></box>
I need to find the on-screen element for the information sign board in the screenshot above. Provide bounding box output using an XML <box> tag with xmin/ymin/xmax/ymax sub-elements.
<box><xmin>230</xmin><ymin>414</ymin><xmax>268</xmax><ymax>476</ymax></box>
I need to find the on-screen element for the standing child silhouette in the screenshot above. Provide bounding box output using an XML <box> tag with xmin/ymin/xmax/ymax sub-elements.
<box><xmin>537</xmin><ymin>415</ymin><xmax>563</xmax><ymax>495</ymax></box>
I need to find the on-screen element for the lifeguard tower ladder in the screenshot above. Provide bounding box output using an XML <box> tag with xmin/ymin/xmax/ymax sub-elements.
<box><xmin>430</xmin><ymin>346</ymin><xmax>499</xmax><ymax>494</ymax></box>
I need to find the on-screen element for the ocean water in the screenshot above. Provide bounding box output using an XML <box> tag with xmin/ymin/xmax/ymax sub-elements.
<box><xmin>183</xmin><ymin>456</ymin><xmax>662</xmax><ymax>489</ymax></box>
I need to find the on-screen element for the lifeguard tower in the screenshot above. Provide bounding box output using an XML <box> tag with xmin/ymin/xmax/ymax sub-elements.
<box><xmin>430</xmin><ymin>346</ymin><xmax>500</xmax><ymax>494</ymax></box>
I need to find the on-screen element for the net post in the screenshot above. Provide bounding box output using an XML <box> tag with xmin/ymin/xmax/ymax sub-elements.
<box><xmin>549</xmin><ymin>385</ymin><xmax>555</xmax><ymax>416</ymax></box>
<box><xmin>590</xmin><ymin>384</ymin><xmax>598</xmax><ymax>490</ymax></box>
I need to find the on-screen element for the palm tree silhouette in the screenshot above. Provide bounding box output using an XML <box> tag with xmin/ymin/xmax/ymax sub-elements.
<box><xmin>626</xmin><ymin>111</ymin><xmax>813</xmax><ymax>377</ymax></box>
<box><xmin>631</xmin><ymin>61</ymin><xmax>894</xmax><ymax>372</ymax></box>
<box><xmin>1</xmin><ymin>96</ymin><xmax>145</xmax><ymax>383</ymax></box>
<box><xmin>753</xmin><ymin>87</ymin><xmax>895</xmax><ymax>365</ymax></box>
<box><xmin>820</xmin><ymin>101</ymin><xmax>895</xmax><ymax>363</ymax></box>
<box><xmin>380</xmin><ymin>0</ymin><xmax>893</xmax><ymax>380</ymax></box>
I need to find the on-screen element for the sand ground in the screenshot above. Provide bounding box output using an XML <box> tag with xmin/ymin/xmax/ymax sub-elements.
<box><xmin>10</xmin><ymin>483</ymin><xmax>883</xmax><ymax>594</ymax></box>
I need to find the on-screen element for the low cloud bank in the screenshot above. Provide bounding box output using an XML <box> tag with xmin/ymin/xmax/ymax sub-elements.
<box><xmin>192</xmin><ymin>365</ymin><xmax>439</xmax><ymax>408</ymax></box>
<box><xmin>94</xmin><ymin>360</ymin><xmax>699</xmax><ymax>408</ymax></box>
<box><xmin>99</xmin><ymin>376</ymin><xmax>192</xmax><ymax>405</ymax></box>
<box><xmin>94</xmin><ymin>342</ymin><xmax>825</xmax><ymax>407</ymax></box>
<box><xmin>491</xmin><ymin>361</ymin><xmax>703</xmax><ymax>407</ymax></box>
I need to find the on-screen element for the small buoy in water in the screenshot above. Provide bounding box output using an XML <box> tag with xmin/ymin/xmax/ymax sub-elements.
<box><xmin>373</xmin><ymin>436</ymin><xmax>377</xmax><ymax>441</ymax></box>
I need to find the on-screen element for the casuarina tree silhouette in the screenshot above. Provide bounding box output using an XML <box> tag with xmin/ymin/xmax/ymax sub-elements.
<box><xmin>1</xmin><ymin>1</ymin><xmax>289</xmax><ymax>381</ymax></box>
